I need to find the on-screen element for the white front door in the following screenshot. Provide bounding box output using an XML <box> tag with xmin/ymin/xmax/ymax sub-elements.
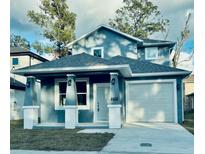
<box><xmin>94</xmin><ymin>83</ymin><xmax>110</xmax><ymax>122</ymax></box>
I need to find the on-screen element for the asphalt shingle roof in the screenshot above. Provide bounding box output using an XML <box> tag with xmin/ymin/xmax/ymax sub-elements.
<box><xmin>110</xmin><ymin>56</ymin><xmax>188</xmax><ymax>73</ymax></box>
<box><xmin>10</xmin><ymin>77</ymin><xmax>26</xmax><ymax>89</ymax></box>
<box><xmin>16</xmin><ymin>53</ymin><xmax>118</xmax><ymax>71</ymax></box>
<box><xmin>15</xmin><ymin>53</ymin><xmax>189</xmax><ymax>75</ymax></box>
<box><xmin>141</xmin><ymin>38</ymin><xmax>174</xmax><ymax>44</ymax></box>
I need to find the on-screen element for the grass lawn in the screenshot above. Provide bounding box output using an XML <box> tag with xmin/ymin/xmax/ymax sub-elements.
<box><xmin>182</xmin><ymin>111</ymin><xmax>194</xmax><ymax>134</ymax></box>
<box><xmin>10</xmin><ymin>120</ymin><xmax>114</xmax><ymax>151</ymax></box>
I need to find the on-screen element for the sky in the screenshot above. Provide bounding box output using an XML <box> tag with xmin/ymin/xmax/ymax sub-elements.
<box><xmin>10</xmin><ymin>0</ymin><xmax>194</xmax><ymax>71</ymax></box>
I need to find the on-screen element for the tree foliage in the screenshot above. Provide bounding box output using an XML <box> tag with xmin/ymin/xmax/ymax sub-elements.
<box><xmin>32</xmin><ymin>41</ymin><xmax>54</xmax><ymax>55</ymax></box>
<box><xmin>109</xmin><ymin>0</ymin><xmax>169</xmax><ymax>38</ymax></box>
<box><xmin>172</xmin><ymin>13</ymin><xmax>192</xmax><ymax>68</ymax></box>
<box><xmin>27</xmin><ymin>0</ymin><xmax>76</xmax><ymax>57</ymax></box>
<box><xmin>10</xmin><ymin>34</ymin><xmax>30</xmax><ymax>49</ymax></box>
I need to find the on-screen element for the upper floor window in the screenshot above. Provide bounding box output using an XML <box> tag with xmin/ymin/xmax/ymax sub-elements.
<box><xmin>12</xmin><ymin>58</ymin><xmax>19</xmax><ymax>65</ymax></box>
<box><xmin>145</xmin><ymin>47</ymin><xmax>159</xmax><ymax>60</ymax></box>
<box><xmin>55</xmin><ymin>78</ymin><xmax>90</xmax><ymax>110</ymax></box>
<box><xmin>91</xmin><ymin>47</ymin><xmax>104</xmax><ymax>58</ymax></box>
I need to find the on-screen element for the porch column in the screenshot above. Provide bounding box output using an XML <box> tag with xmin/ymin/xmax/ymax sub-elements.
<box><xmin>108</xmin><ymin>72</ymin><xmax>122</xmax><ymax>128</ymax></box>
<box><xmin>64</xmin><ymin>74</ymin><xmax>78</xmax><ymax>129</ymax></box>
<box><xmin>23</xmin><ymin>76</ymin><xmax>39</xmax><ymax>129</ymax></box>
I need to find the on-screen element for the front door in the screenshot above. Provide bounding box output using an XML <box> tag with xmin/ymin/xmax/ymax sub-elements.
<box><xmin>94</xmin><ymin>83</ymin><xmax>110</xmax><ymax>122</ymax></box>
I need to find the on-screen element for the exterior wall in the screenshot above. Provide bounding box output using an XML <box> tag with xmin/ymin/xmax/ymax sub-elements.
<box><xmin>38</xmin><ymin>73</ymin><xmax>183</xmax><ymax>124</ymax></box>
<box><xmin>39</xmin><ymin>74</ymin><xmax>125</xmax><ymax>123</ymax></box>
<box><xmin>138</xmin><ymin>46</ymin><xmax>171</xmax><ymax>65</ymax></box>
<box><xmin>183</xmin><ymin>81</ymin><xmax>194</xmax><ymax>111</ymax></box>
<box><xmin>124</xmin><ymin>76</ymin><xmax>184</xmax><ymax>124</ymax></box>
<box><xmin>184</xmin><ymin>82</ymin><xmax>194</xmax><ymax>96</ymax></box>
<box><xmin>71</xmin><ymin>27</ymin><xmax>171</xmax><ymax>66</ymax></box>
<box><xmin>10</xmin><ymin>89</ymin><xmax>25</xmax><ymax>120</ymax></box>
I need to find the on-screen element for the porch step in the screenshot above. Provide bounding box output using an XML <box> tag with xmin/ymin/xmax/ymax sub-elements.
<box><xmin>33</xmin><ymin>123</ymin><xmax>65</xmax><ymax>129</ymax></box>
<box><xmin>33</xmin><ymin>122</ymin><xmax>109</xmax><ymax>129</ymax></box>
<box><xmin>76</xmin><ymin>123</ymin><xmax>109</xmax><ymax>129</ymax></box>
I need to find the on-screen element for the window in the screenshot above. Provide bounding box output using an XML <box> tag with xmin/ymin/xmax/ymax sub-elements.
<box><xmin>55</xmin><ymin>78</ymin><xmax>89</xmax><ymax>110</ymax></box>
<box><xmin>59</xmin><ymin>82</ymin><xmax>66</xmax><ymax>106</ymax></box>
<box><xmin>145</xmin><ymin>47</ymin><xmax>159</xmax><ymax>60</ymax></box>
<box><xmin>12</xmin><ymin>58</ymin><xmax>19</xmax><ymax>65</ymax></box>
<box><xmin>91</xmin><ymin>47</ymin><xmax>104</xmax><ymax>58</ymax></box>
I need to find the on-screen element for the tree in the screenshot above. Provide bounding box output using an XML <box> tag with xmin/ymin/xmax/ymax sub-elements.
<box><xmin>10</xmin><ymin>34</ymin><xmax>30</xmax><ymax>49</ymax></box>
<box><xmin>109</xmin><ymin>0</ymin><xmax>169</xmax><ymax>38</ymax></box>
<box><xmin>32</xmin><ymin>41</ymin><xmax>54</xmax><ymax>55</ymax></box>
<box><xmin>27</xmin><ymin>0</ymin><xmax>76</xmax><ymax>57</ymax></box>
<box><xmin>172</xmin><ymin>13</ymin><xmax>192</xmax><ymax>68</ymax></box>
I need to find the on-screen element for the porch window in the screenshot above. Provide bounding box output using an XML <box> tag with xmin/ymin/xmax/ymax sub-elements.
<box><xmin>55</xmin><ymin>78</ymin><xmax>89</xmax><ymax>110</ymax></box>
<box><xmin>91</xmin><ymin>47</ymin><xmax>104</xmax><ymax>58</ymax></box>
<box><xmin>59</xmin><ymin>82</ymin><xmax>66</xmax><ymax>106</ymax></box>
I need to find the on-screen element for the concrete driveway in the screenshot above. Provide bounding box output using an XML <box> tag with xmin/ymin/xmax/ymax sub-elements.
<box><xmin>101</xmin><ymin>123</ymin><xmax>194</xmax><ymax>154</ymax></box>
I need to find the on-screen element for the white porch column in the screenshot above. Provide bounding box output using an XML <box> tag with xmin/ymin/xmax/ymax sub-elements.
<box><xmin>108</xmin><ymin>72</ymin><xmax>122</xmax><ymax>128</ymax></box>
<box><xmin>64</xmin><ymin>74</ymin><xmax>78</xmax><ymax>129</ymax></box>
<box><xmin>23</xmin><ymin>76</ymin><xmax>39</xmax><ymax>129</ymax></box>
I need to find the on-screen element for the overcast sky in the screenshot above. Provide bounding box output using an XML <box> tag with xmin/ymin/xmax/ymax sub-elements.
<box><xmin>10</xmin><ymin>0</ymin><xmax>194</xmax><ymax>70</ymax></box>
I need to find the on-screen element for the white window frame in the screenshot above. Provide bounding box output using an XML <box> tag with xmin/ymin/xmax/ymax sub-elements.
<box><xmin>54</xmin><ymin>78</ymin><xmax>90</xmax><ymax>110</ymax></box>
<box><xmin>91</xmin><ymin>47</ymin><xmax>104</xmax><ymax>58</ymax></box>
<box><xmin>145</xmin><ymin>47</ymin><xmax>159</xmax><ymax>60</ymax></box>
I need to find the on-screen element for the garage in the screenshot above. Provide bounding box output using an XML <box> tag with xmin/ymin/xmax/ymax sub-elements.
<box><xmin>126</xmin><ymin>80</ymin><xmax>177</xmax><ymax>123</ymax></box>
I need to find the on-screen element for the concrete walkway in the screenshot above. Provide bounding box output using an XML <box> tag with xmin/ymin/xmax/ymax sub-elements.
<box><xmin>11</xmin><ymin>123</ymin><xmax>194</xmax><ymax>154</ymax></box>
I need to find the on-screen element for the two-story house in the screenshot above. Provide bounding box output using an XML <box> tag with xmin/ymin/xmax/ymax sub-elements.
<box><xmin>12</xmin><ymin>25</ymin><xmax>190</xmax><ymax>129</ymax></box>
<box><xmin>10</xmin><ymin>47</ymin><xmax>48</xmax><ymax>120</ymax></box>
<box><xmin>68</xmin><ymin>25</ymin><xmax>175</xmax><ymax>66</ymax></box>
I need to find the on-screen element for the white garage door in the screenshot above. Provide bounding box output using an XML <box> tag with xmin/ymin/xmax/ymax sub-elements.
<box><xmin>126</xmin><ymin>80</ymin><xmax>177</xmax><ymax>123</ymax></box>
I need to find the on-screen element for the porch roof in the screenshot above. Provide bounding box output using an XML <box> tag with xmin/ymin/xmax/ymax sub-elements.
<box><xmin>12</xmin><ymin>53</ymin><xmax>190</xmax><ymax>77</ymax></box>
<box><xmin>12</xmin><ymin>53</ymin><xmax>132</xmax><ymax>77</ymax></box>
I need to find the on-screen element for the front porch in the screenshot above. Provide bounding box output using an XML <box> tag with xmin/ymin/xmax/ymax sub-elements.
<box><xmin>22</xmin><ymin>72</ymin><xmax>122</xmax><ymax>129</ymax></box>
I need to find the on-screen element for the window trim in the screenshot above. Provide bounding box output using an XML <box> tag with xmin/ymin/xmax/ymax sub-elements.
<box><xmin>12</xmin><ymin>57</ymin><xmax>19</xmax><ymax>65</ymax></box>
<box><xmin>145</xmin><ymin>47</ymin><xmax>159</xmax><ymax>60</ymax></box>
<box><xmin>54</xmin><ymin>78</ymin><xmax>90</xmax><ymax>110</ymax></box>
<box><xmin>91</xmin><ymin>47</ymin><xmax>104</xmax><ymax>58</ymax></box>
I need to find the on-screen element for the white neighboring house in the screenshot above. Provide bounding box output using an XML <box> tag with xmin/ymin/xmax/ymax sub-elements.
<box><xmin>10</xmin><ymin>47</ymin><xmax>48</xmax><ymax>120</ymax></box>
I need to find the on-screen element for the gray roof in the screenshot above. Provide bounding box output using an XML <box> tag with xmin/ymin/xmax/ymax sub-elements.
<box><xmin>141</xmin><ymin>38</ymin><xmax>175</xmax><ymax>45</ymax></box>
<box><xmin>15</xmin><ymin>53</ymin><xmax>119</xmax><ymax>70</ymax></box>
<box><xmin>13</xmin><ymin>53</ymin><xmax>189</xmax><ymax>76</ymax></box>
<box><xmin>110</xmin><ymin>56</ymin><xmax>188</xmax><ymax>74</ymax></box>
<box><xmin>10</xmin><ymin>77</ymin><xmax>25</xmax><ymax>90</ymax></box>
<box><xmin>10</xmin><ymin>47</ymin><xmax>48</xmax><ymax>62</ymax></box>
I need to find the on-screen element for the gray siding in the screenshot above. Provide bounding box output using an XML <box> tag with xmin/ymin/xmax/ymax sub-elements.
<box><xmin>39</xmin><ymin>74</ymin><xmax>183</xmax><ymax>124</ymax></box>
<box><xmin>71</xmin><ymin>27</ymin><xmax>171</xmax><ymax>66</ymax></box>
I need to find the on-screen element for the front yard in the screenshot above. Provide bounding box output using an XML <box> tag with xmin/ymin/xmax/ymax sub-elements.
<box><xmin>10</xmin><ymin>120</ymin><xmax>114</xmax><ymax>151</ymax></box>
<box><xmin>182</xmin><ymin>111</ymin><xmax>194</xmax><ymax>134</ymax></box>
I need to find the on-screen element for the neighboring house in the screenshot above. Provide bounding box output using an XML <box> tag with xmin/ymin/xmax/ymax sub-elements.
<box><xmin>13</xmin><ymin>53</ymin><xmax>190</xmax><ymax>129</ymax></box>
<box><xmin>10</xmin><ymin>47</ymin><xmax>48</xmax><ymax>120</ymax></box>
<box><xmin>67</xmin><ymin>25</ymin><xmax>176</xmax><ymax>66</ymax></box>
<box><xmin>183</xmin><ymin>75</ymin><xmax>194</xmax><ymax>112</ymax></box>
<box><xmin>10</xmin><ymin>77</ymin><xmax>25</xmax><ymax>120</ymax></box>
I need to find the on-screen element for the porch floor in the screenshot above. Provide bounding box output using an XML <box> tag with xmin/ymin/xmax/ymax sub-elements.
<box><xmin>33</xmin><ymin>122</ymin><xmax>109</xmax><ymax>129</ymax></box>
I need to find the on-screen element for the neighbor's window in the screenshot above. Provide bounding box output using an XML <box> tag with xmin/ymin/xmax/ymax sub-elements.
<box><xmin>145</xmin><ymin>47</ymin><xmax>159</xmax><ymax>60</ymax></box>
<box><xmin>12</xmin><ymin>58</ymin><xmax>19</xmax><ymax>65</ymax></box>
<box><xmin>55</xmin><ymin>79</ymin><xmax>89</xmax><ymax>109</ymax></box>
<box><xmin>91</xmin><ymin>47</ymin><xmax>104</xmax><ymax>58</ymax></box>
